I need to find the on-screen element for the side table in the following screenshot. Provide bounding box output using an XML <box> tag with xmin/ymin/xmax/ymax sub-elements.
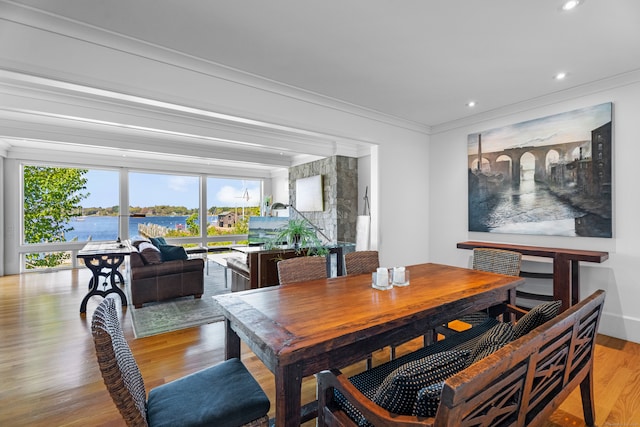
<box><xmin>77</xmin><ymin>240</ymin><xmax>132</xmax><ymax>313</ymax></box>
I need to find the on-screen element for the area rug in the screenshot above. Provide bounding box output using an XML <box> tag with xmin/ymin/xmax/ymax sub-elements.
<box><xmin>129</xmin><ymin>263</ymin><xmax>231</xmax><ymax>338</ymax></box>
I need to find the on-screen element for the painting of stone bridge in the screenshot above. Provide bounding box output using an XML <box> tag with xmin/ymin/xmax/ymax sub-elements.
<box><xmin>468</xmin><ymin>102</ymin><xmax>612</xmax><ymax>238</ymax></box>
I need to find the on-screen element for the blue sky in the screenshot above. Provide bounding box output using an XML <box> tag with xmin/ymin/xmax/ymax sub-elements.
<box><xmin>81</xmin><ymin>170</ymin><xmax>261</xmax><ymax>208</ymax></box>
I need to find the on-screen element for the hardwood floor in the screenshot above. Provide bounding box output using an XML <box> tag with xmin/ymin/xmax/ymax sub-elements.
<box><xmin>1</xmin><ymin>268</ymin><xmax>639</xmax><ymax>426</ymax></box>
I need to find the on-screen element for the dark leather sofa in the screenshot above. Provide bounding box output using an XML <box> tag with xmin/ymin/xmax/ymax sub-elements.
<box><xmin>129</xmin><ymin>243</ymin><xmax>204</xmax><ymax>308</ymax></box>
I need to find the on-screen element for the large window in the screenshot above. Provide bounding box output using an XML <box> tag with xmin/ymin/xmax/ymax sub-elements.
<box><xmin>129</xmin><ymin>172</ymin><xmax>200</xmax><ymax>239</ymax></box>
<box><xmin>20</xmin><ymin>165</ymin><xmax>263</xmax><ymax>269</ymax></box>
<box><xmin>22</xmin><ymin>166</ymin><xmax>119</xmax><ymax>268</ymax></box>
<box><xmin>206</xmin><ymin>178</ymin><xmax>261</xmax><ymax>245</ymax></box>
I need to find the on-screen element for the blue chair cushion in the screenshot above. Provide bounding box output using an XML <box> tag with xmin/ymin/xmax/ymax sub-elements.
<box><xmin>147</xmin><ymin>358</ymin><xmax>270</xmax><ymax>427</ymax></box>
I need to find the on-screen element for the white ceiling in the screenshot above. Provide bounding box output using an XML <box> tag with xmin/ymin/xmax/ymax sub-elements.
<box><xmin>1</xmin><ymin>0</ymin><xmax>639</xmax><ymax>173</ymax></box>
<box><xmin>7</xmin><ymin>0</ymin><xmax>640</xmax><ymax>127</ymax></box>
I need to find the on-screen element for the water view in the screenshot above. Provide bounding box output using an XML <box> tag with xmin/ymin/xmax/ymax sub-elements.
<box><xmin>65</xmin><ymin>216</ymin><xmax>218</xmax><ymax>241</ymax></box>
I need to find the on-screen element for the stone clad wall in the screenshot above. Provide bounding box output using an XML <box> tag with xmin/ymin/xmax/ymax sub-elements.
<box><xmin>288</xmin><ymin>155</ymin><xmax>358</xmax><ymax>243</ymax></box>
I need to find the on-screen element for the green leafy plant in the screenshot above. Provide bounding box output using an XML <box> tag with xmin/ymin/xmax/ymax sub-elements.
<box><xmin>23</xmin><ymin>166</ymin><xmax>89</xmax><ymax>268</ymax></box>
<box><xmin>273</xmin><ymin>219</ymin><xmax>328</xmax><ymax>256</ymax></box>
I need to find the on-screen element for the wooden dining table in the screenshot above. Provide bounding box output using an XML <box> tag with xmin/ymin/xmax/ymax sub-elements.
<box><xmin>213</xmin><ymin>262</ymin><xmax>525</xmax><ymax>427</ymax></box>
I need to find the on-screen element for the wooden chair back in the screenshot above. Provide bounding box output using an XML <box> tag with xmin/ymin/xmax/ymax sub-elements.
<box><xmin>277</xmin><ymin>256</ymin><xmax>327</xmax><ymax>285</ymax></box>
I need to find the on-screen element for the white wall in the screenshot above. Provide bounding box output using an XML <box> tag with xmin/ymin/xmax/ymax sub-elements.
<box><xmin>429</xmin><ymin>78</ymin><xmax>640</xmax><ymax>343</ymax></box>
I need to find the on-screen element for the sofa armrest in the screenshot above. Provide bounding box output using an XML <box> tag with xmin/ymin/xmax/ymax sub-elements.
<box><xmin>129</xmin><ymin>250</ymin><xmax>146</xmax><ymax>268</ymax></box>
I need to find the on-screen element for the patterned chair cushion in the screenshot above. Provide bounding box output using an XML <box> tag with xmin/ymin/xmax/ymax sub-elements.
<box><xmin>413</xmin><ymin>381</ymin><xmax>445</xmax><ymax>417</ymax></box>
<box><xmin>334</xmin><ymin>318</ymin><xmax>498</xmax><ymax>426</ymax></box>
<box><xmin>467</xmin><ymin>322</ymin><xmax>515</xmax><ymax>366</ymax></box>
<box><xmin>513</xmin><ymin>300</ymin><xmax>562</xmax><ymax>339</ymax></box>
<box><xmin>372</xmin><ymin>350</ymin><xmax>470</xmax><ymax>416</ymax></box>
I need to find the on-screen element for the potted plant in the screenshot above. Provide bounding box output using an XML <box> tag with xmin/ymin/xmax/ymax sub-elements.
<box><xmin>271</xmin><ymin>219</ymin><xmax>329</xmax><ymax>256</ymax></box>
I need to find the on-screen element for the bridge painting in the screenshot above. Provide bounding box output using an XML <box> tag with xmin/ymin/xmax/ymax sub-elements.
<box><xmin>467</xmin><ymin>103</ymin><xmax>612</xmax><ymax>238</ymax></box>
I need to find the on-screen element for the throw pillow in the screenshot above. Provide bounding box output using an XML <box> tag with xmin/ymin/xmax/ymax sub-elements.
<box><xmin>150</xmin><ymin>236</ymin><xmax>167</xmax><ymax>248</ymax></box>
<box><xmin>467</xmin><ymin>322</ymin><xmax>515</xmax><ymax>366</ymax></box>
<box><xmin>132</xmin><ymin>239</ymin><xmax>151</xmax><ymax>250</ymax></box>
<box><xmin>158</xmin><ymin>244</ymin><xmax>188</xmax><ymax>261</ymax></box>
<box><xmin>138</xmin><ymin>242</ymin><xmax>162</xmax><ymax>265</ymax></box>
<box><xmin>414</xmin><ymin>381</ymin><xmax>445</xmax><ymax>417</ymax></box>
<box><xmin>513</xmin><ymin>300</ymin><xmax>562</xmax><ymax>339</ymax></box>
<box><xmin>372</xmin><ymin>350</ymin><xmax>470</xmax><ymax>416</ymax></box>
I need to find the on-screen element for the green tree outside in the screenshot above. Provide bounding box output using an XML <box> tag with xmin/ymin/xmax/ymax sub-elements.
<box><xmin>186</xmin><ymin>212</ymin><xmax>200</xmax><ymax>235</ymax></box>
<box><xmin>23</xmin><ymin>166</ymin><xmax>89</xmax><ymax>268</ymax></box>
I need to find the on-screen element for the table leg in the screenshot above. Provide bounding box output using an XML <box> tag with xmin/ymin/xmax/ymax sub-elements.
<box><xmin>275</xmin><ymin>362</ymin><xmax>303</xmax><ymax>427</ymax></box>
<box><xmin>553</xmin><ymin>254</ymin><xmax>571</xmax><ymax>312</ymax></box>
<box><xmin>224</xmin><ymin>319</ymin><xmax>241</xmax><ymax>360</ymax></box>
<box><xmin>79</xmin><ymin>255</ymin><xmax>128</xmax><ymax>313</ymax></box>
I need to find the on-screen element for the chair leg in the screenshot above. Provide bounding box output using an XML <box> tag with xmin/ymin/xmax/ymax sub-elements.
<box><xmin>580</xmin><ymin>368</ymin><xmax>596</xmax><ymax>427</ymax></box>
<box><xmin>366</xmin><ymin>355</ymin><xmax>372</xmax><ymax>370</ymax></box>
<box><xmin>423</xmin><ymin>329</ymin><xmax>438</xmax><ymax>346</ymax></box>
<box><xmin>390</xmin><ymin>346</ymin><xmax>396</xmax><ymax>360</ymax></box>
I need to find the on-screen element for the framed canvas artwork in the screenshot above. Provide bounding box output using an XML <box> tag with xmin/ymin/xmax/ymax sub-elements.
<box><xmin>467</xmin><ymin>102</ymin><xmax>612</xmax><ymax>238</ymax></box>
<box><xmin>295</xmin><ymin>175</ymin><xmax>324</xmax><ymax>212</ymax></box>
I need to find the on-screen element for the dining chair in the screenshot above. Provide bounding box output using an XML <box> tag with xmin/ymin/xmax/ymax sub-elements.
<box><xmin>344</xmin><ymin>250</ymin><xmax>380</xmax><ymax>276</ymax></box>
<box><xmin>472</xmin><ymin>247</ymin><xmax>522</xmax><ymax>276</ymax></box>
<box><xmin>345</xmin><ymin>250</ymin><xmax>424</xmax><ymax>364</ymax></box>
<box><xmin>450</xmin><ymin>248</ymin><xmax>523</xmax><ymax>329</ymax></box>
<box><xmin>91</xmin><ymin>298</ymin><xmax>270</xmax><ymax>427</ymax></box>
<box><xmin>276</xmin><ymin>256</ymin><xmax>327</xmax><ymax>285</ymax></box>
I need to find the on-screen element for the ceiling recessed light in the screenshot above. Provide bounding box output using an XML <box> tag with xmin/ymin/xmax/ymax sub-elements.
<box><xmin>555</xmin><ymin>72</ymin><xmax>567</xmax><ymax>80</ymax></box>
<box><xmin>561</xmin><ymin>0</ymin><xmax>583</xmax><ymax>11</ymax></box>
<box><xmin>466</xmin><ymin>101</ymin><xmax>476</xmax><ymax>107</ymax></box>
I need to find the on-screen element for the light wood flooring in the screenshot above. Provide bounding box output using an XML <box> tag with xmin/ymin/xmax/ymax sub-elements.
<box><xmin>1</xmin><ymin>268</ymin><xmax>639</xmax><ymax>426</ymax></box>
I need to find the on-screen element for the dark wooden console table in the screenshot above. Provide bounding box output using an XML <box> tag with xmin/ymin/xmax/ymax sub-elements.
<box><xmin>232</xmin><ymin>242</ymin><xmax>354</xmax><ymax>289</ymax></box>
<box><xmin>457</xmin><ymin>241</ymin><xmax>609</xmax><ymax>312</ymax></box>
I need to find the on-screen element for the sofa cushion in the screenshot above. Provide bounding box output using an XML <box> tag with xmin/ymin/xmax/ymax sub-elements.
<box><xmin>150</xmin><ymin>236</ymin><xmax>167</xmax><ymax>248</ymax></box>
<box><xmin>131</xmin><ymin>239</ymin><xmax>151</xmax><ymax>249</ymax></box>
<box><xmin>138</xmin><ymin>242</ymin><xmax>163</xmax><ymax>265</ymax></box>
<box><xmin>372</xmin><ymin>350</ymin><xmax>470</xmax><ymax>416</ymax></box>
<box><xmin>158</xmin><ymin>244</ymin><xmax>188</xmax><ymax>261</ymax></box>
<box><xmin>467</xmin><ymin>322</ymin><xmax>515</xmax><ymax>366</ymax></box>
<box><xmin>513</xmin><ymin>300</ymin><xmax>562</xmax><ymax>339</ymax></box>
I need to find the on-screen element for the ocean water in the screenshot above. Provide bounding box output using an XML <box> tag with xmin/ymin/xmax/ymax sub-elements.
<box><xmin>64</xmin><ymin>216</ymin><xmax>217</xmax><ymax>241</ymax></box>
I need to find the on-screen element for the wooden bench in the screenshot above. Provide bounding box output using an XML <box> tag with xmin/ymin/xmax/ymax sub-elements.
<box><xmin>317</xmin><ymin>289</ymin><xmax>605</xmax><ymax>427</ymax></box>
